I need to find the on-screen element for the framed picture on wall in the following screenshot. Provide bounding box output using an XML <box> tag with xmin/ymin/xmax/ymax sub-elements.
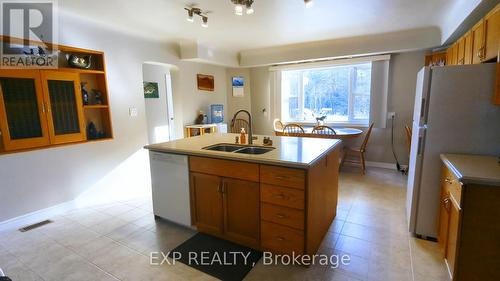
<box><xmin>232</xmin><ymin>76</ymin><xmax>244</xmax><ymax>97</ymax></box>
<box><xmin>197</xmin><ymin>74</ymin><xmax>215</xmax><ymax>92</ymax></box>
<box><xmin>143</xmin><ymin>82</ymin><xmax>159</xmax><ymax>98</ymax></box>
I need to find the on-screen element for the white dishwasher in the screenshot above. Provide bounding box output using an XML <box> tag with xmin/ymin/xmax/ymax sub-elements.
<box><xmin>149</xmin><ymin>151</ymin><xmax>191</xmax><ymax>227</ymax></box>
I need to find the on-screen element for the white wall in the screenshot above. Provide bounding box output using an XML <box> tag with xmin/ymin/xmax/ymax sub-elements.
<box><xmin>0</xmin><ymin>11</ymin><xmax>228</xmax><ymax>222</ymax></box>
<box><xmin>248</xmin><ymin>51</ymin><xmax>425</xmax><ymax>165</ymax></box>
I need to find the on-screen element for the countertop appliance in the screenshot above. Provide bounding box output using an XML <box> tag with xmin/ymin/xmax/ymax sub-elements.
<box><xmin>407</xmin><ymin>64</ymin><xmax>500</xmax><ymax>238</ymax></box>
<box><xmin>149</xmin><ymin>151</ymin><xmax>191</xmax><ymax>227</ymax></box>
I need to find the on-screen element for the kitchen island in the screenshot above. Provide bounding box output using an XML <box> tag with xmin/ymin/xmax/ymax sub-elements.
<box><xmin>145</xmin><ymin>133</ymin><xmax>342</xmax><ymax>255</ymax></box>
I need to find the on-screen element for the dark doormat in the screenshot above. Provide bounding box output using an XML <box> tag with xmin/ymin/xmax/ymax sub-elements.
<box><xmin>169</xmin><ymin>233</ymin><xmax>262</xmax><ymax>281</ymax></box>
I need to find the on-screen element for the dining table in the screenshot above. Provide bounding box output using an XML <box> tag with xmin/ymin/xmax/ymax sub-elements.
<box><xmin>274</xmin><ymin>126</ymin><xmax>364</xmax><ymax>140</ymax></box>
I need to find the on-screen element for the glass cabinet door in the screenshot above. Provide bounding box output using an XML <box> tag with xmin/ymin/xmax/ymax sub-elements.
<box><xmin>0</xmin><ymin>70</ymin><xmax>50</xmax><ymax>151</ymax></box>
<box><xmin>40</xmin><ymin>71</ymin><xmax>86</xmax><ymax>144</ymax></box>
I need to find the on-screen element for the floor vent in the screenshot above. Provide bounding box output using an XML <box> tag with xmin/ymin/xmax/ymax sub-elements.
<box><xmin>18</xmin><ymin>220</ymin><xmax>53</xmax><ymax>232</ymax></box>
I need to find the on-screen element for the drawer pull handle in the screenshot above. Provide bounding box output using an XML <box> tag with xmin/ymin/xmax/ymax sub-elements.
<box><xmin>275</xmin><ymin>213</ymin><xmax>287</xmax><ymax>219</ymax></box>
<box><xmin>275</xmin><ymin>175</ymin><xmax>290</xmax><ymax>180</ymax></box>
<box><xmin>443</xmin><ymin>197</ymin><xmax>451</xmax><ymax>212</ymax></box>
<box><xmin>276</xmin><ymin>236</ymin><xmax>286</xmax><ymax>241</ymax></box>
<box><xmin>274</xmin><ymin>194</ymin><xmax>286</xmax><ymax>199</ymax></box>
<box><xmin>444</xmin><ymin>178</ymin><xmax>453</xmax><ymax>184</ymax></box>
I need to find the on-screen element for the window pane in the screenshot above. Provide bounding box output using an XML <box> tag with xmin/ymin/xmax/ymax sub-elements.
<box><xmin>281</xmin><ymin>70</ymin><xmax>301</xmax><ymax>121</ymax></box>
<box><xmin>48</xmin><ymin>80</ymin><xmax>80</xmax><ymax>135</ymax></box>
<box><xmin>281</xmin><ymin>62</ymin><xmax>372</xmax><ymax>124</ymax></box>
<box><xmin>353</xmin><ymin>95</ymin><xmax>370</xmax><ymax>120</ymax></box>
<box><xmin>303</xmin><ymin>67</ymin><xmax>350</xmax><ymax>122</ymax></box>
<box><xmin>353</xmin><ymin>65</ymin><xmax>372</xmax><ymax>95</ymax></box>
<box><xmin>0</xmin><ymin>77</ymin><xmax>43</xmax><ymax>139</ymax></box>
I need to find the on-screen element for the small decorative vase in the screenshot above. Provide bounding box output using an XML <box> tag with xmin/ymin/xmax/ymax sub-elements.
<box><xmin>81</xmin><ymin>83</ymin><xmax>89</xmax><ymax>105</ymax></box>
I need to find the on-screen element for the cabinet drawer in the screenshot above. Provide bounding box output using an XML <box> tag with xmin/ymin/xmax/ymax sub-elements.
<box><xmin>442</xmin><ymin>166</ymin><xmax>462</xmax><ymax>206</ymax></box>
<box><xmin>260</xmin><ymin>165</ymin><xmax>305</xmax><ymax>189</ymax></box>
<box><xmin>189</xmin><ymin>156</ymin><xmax>259</xmax><ymax>182</ymax></box>
<box><xmin>261</xmin><ymin>184</ymin><xmax>305</xmax><ymax>210</ymax></box>
<box><xmin>261</xmin><ymin>203</ymin><xmax>304</xmax><ymax>230</ymax></box>
<box><xmin>261</xmin><ymin>221</ymin><xmax>304</xmax><ymax>254</ymax></box>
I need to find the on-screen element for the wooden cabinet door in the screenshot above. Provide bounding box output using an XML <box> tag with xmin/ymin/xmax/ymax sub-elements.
<box><xmin>464</xmin><ymin>31</ymin><xmax>474</xmax><ymax>65</ymax></box>
<box><xmin>446</xmin><ymin>47</ymin><xmax>453</xmax><ymax>65</ymax></box>
<box><xmin>438</xmin><ymin>189</ymin><xmax>451</xmax><ymax>253</ymax></box>
<box><xmin>40</xmin><ymin>71</ymin><xmax>86</xmax><ymax>144</ymax></box>
<box><xmin>0</xmin><ymin>70</ymin><xmax>50</xmax><ymax>151</ymax></box>
<box><xmin>222</xmin><ymin>178</ymin><xmax>260</xmax><ymax>248</ymax></box>
<box><xmin>190</xmin><ymin>172</ymin><xmax>224</xmax><ymax>236</ymax></box>
<box><xmin>445</xmin><ymin>196</ymin><xmax>462</xmax><ymax>279</ymax></box>
<box><xmin>449</xmin><ymin>43</ymin><xmax>459</xmax><ymax>65</ymax></box>
<box><xmin>484</xmin><ymin>4</ymin><xmax>500</xmax><ymax>61</ymax></box>
<box><xmin>472</xmin><ymin>20</ymin><xmax>486</xmax><ymax>64</ymax></box>
<box><xmin>457</xmin><ymin>37</ymin><xmax>466</xmax><ymax>65</ymax></box>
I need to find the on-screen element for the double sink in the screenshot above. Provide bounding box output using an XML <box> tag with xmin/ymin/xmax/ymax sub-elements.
<box><xmin>203</xmin><ymin>143</ymin><xmax>275</xmax><ymax>155</ymax></box>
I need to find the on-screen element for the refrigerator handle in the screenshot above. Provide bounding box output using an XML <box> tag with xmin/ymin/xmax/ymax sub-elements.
<box><xmin>417</xmin><ymin>136</ymin><xmax>424</xmax><ymax>155</ymax></box>
<box><xmin>420</xmin><ymin>98</ymin><xmax>426</xmax><ymax>118</ymax></box>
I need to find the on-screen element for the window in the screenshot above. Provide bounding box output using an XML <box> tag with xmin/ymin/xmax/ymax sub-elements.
<box><xmin>281</xmin><ymin>62</ymin><xmax>372</xmax><ymax>125</ymax></box>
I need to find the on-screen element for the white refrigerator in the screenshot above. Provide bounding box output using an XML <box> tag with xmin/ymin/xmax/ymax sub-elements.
<box><xmin>407</xmin><ymin>63</ymin><xmax>500</xmax><ymax>238</ymax></box>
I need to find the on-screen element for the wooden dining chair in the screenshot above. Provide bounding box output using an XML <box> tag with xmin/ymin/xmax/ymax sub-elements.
<box><xmin>340</xmin><ymin>123</ymin><xmax>374</xmax><ymax>174</ymax></box>
<box><xmin>230</xmin><ymin>118</ymin><xmax>250</xmax><ymax>133</ymax></box>
<box><xmin>273</xmin><ymin>118</ymin><xmax>284</xmax><ymax>132</ymax></box>
<box><xmin>311</xmin><ymin>125</ymin><xmax>337</xmax><ymax>136</ymax></box>
<box><xmin>404</xmin><ymin>125</ymin><xmax>412</xmax><ymax>153</ymax></box>
<box><xmin>282</xmin><ymin>124</ymin><xmax>305</xmax><ymax>136</ymax></box>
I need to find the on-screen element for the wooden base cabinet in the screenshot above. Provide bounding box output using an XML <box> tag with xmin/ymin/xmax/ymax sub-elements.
<box><xmin>438</xmin><ymin>164</ymin><xmax>500</xmax><ymax>281</ymax></box>
<box><xmin>189</xmin><ymin>159</ymin><xmax>261</xmax><ymax>249</ymax></box>
<box><xmin>188</xmin><ymin>145</ymin><xmax>340</xmax><ymax>255</ymax></box>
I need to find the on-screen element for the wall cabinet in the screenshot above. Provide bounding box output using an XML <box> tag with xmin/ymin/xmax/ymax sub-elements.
<box><xmin>471</xmin><ymin>20</ymin><xmax>486</xmax><ymax>64</ymax></box>
<box><xmin>456</xmin><ymin>37</ymin><xmax>465</xmax><ymax>65</ymax></box>
<box><xmin>438</xmin><ymin>163</ymin><xmax>500</xmax><ymax>281</ymax></box>
<box><xmin>463</xmin><ymin>31</ymin><xmax>474</xmax><ymax>65</ymax></box>
<box><xmin>0</xmin><ymin>38</ymin><xmax>113</xmax><ymax>153</ymax></box>
<box><xmin>484</xmin><ymin>4</ymin><xmax>500</xmax><ymax>61</ymax></box>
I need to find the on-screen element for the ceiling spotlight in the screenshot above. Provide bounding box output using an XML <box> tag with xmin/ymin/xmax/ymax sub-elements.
<box><xmin>201</xmin><ymin>16</ymin><xmax>208</xmax><ymax>28</ymax></box>
<box><xmin>234</xmin><ymin>4</ymin><xmax>243</xmax><ymax>16</ymax></box>
<box><xmin>184</xmin><ymin>7</ymin><xmax>208</xmax><ymax>28</ymax></box>
<box><xmin>231</xmin><ymin>0</ymin><xmax>254</xmax><ymax>16</ymax></box>
<box><xmin>186</xmin><ymin>9</ymin><xmax>194</xmax><ymax>22</ymax></box>
<box><xmin>304</xmin><ymin>0</ymin><xmax>313</xmax><ymax>8</ymax></box>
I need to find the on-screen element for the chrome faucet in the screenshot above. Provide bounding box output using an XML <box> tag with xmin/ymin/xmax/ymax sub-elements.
<box><xmin>231</xmin><ymin>110</ymin><xmax>255</xmax><ymax>144</ymax></box>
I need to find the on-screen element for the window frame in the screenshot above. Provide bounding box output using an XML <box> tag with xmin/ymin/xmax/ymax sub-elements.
<box><xmin>278</xmin><ymin>62</ymin><xmax>372</xmax><ymax>127</ymax></box>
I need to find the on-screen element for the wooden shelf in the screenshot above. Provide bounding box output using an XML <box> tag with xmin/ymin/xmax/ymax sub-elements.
<box><xmin>83</xmin><ymin>105</ymin><xmax>108</xmax><ymax>109</ymax></box>
<box><xmin>58</xmin><ymin>68</ymin><xmax>105</xmax><ymax>74</ymax></box>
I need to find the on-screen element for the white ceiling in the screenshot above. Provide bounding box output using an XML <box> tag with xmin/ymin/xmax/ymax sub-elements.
<box><xmin>60</xmin><ymin>0</ymin><xmax>462</xmax><ymax>54</ymax></box>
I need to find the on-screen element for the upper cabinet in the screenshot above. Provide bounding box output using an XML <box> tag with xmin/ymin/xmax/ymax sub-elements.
<box><xmin>0</xmin><ymin>39</ymin><xmax>113</xmax><ymax>153</ymax></box>
<box><xmin>471</xmin><ymin>20</ymin><xmax>486</xmax><ymax>64</ymax></box>
<box><xmin>484</xmin><ymin>5</ymin><xmax>500</xmax><ymax>61</ymax></box>
<box><xmin>463</xmin><ymin>31</ymin><xmax>474</xmax><ymax>65</ymax></box>
<box><xmin>0</xmin><ymin>70</ymin><xmax>50</xmax><ymax>151</ymax></box>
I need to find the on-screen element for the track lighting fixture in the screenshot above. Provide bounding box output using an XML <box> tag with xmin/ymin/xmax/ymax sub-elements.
<box><xmin>184</xmin><ymin>7</ymin><xmax>208</xmax><ymax>28</ymax></box>
<box><xmin>231</xmin><ymin>0</ymin><xmax>254</xmax><ymax>16</ymax></box>
<box><xmin>304</xmin><ymin>0</ymin><xmax>313</xmax><ymax>8</ymax></box>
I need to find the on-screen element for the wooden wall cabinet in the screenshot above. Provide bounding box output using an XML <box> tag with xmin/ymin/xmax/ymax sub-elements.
<box><xmin>456</xmin><ymin>37</ymin><xmax>466</xmax><ymax>65</ymax></box>
<box><xmin>484</xmin><ymin>4</ymin><xmax>500</xmax><ymax>61</ymax></box>
<box><xmin>438</xmin><ymin>163</ymin><xmax>500</xmax><ymax>281</ymax></box>
<box><xmin>0</xmin><ymin>38</ymin><xmax>113</xmax><ymax>153</ymax></box>
<box><xmin>463</xmin><ymin>31</ymin><xmax>474</xmax><ymax>65</ymax></box>
<box><xmin>471</xmin><ymin>20</ymin><xmax>486</xmax><ymax>64</ymax></box>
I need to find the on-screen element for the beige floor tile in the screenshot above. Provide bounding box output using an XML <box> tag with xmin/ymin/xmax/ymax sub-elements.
<box><xmin>99</xmin><ymin>204</ymin><xmax>136</xmax><ymax>217</ymax></box>
<box><xmin>335</xmin><ymin>235</ymin><xmax>373</xmax><ymax>259</ymax></box>
<box><xmin>115</xmin><ymin>208</ymin><xmax>151</xmax><ymax>223</ymax></box>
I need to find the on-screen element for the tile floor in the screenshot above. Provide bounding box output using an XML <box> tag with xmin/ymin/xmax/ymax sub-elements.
<box><xmin>0</xmin><ymin>167</ymin><xmax>450</xmax><ymax>281</ymax></box>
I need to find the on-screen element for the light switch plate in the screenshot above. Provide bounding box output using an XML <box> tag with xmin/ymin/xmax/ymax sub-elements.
<box><xmin>129</xmin><ymin>107</ymin><xmax>138</xmax><ymax>117</ymax></box>
<box><xmin>387</xmin><ymin>112</ymin><xmax>396</xmax><ymax>119</ymax></box>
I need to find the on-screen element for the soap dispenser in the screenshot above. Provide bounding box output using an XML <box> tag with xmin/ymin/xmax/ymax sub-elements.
<box><xmin>240</xmin><ymin>128</ymin><xmax>247</xmax><ymax>144</ymax></box>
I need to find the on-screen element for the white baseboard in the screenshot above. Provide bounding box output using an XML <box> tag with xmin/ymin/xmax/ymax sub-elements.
<box><xmin>0</xmin><ymin>200</ymin><xmax>76</xmax><ymax>232</ymax></box>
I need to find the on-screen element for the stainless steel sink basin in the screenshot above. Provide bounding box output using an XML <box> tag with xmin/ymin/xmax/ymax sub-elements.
<box><xmin>203</xmin><ymin>144</ymin><xmax>246</xmax><ymax>152</ymax></box>
<box><xmin>234</xmin><ymin>146</ymin><xmax>275</xmax><ymax>155</ymax></box>
<box><xmin>202</xmin><ymin>143</ymin><xmax>275</xmax><ymax>155</ymax></box>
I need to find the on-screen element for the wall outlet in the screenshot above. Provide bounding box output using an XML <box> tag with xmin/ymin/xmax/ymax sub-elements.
<box><xmin>129</xmin><ymin>107</ymin><xmax>138</xmax><ymax>117</ymax></box>
<box><xmin>387</xmin><ymin>112</ymin><xmax>396</xmax><ymax>119</ymax></box>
